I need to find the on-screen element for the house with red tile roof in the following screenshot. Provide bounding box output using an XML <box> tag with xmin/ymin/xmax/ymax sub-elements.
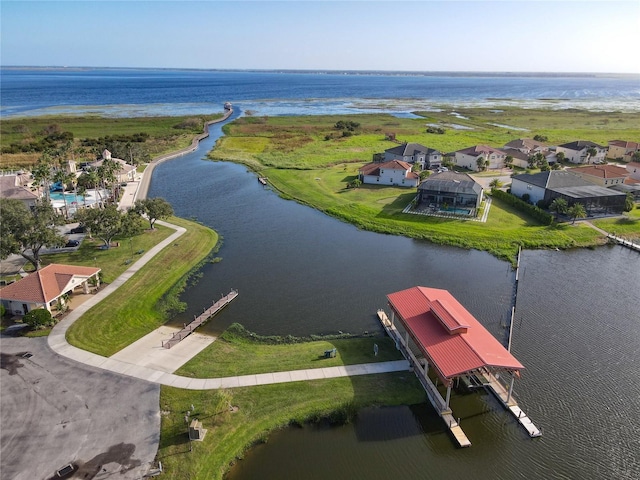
<box><xmin>567</xmin><ymin>164</ymin><xmax>628</xmax><ymax>188</ymax></box>
<box><xmin>0</xmin><ymin>264</ymin><xmax>101</xmax><ymax>316</ymax></box>
<box><xmin>607</xmin><ymin>140</ymin><xmax>640</xmax><ymax>162</ymax></box>
<box><xmin>358</xmin><ymin>159</ymin><xmax>420</xmax><ymax>187</ymax></box>
<box><xmin>450</xmin><ymin>145</ymin><xmax>506</xmax><ymax>171</ymax></box>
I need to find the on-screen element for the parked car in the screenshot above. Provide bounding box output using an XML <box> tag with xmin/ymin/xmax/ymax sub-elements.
<box><xmin>70</xmin><ymin>226</ymin><xmax>85</xmax><ymax>234</ymax></box>
<box><xmin>65</xmin><ymin>240</ymin><xmax>80</xmax><ymax>248</ymax></box>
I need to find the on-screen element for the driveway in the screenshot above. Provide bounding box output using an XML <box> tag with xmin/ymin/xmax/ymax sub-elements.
<box><xmin>0</xmin><ymin>336</ymin><xmax>160</xmax><ymax>480</ymax></box>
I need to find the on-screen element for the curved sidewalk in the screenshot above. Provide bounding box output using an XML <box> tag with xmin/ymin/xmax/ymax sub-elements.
<box><xmin>47</xmin><ymin>220</ymin><xmax>410</xmax><ymax>390</ymax></box>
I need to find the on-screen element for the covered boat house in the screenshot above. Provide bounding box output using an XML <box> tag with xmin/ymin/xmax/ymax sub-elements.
<box><xmin>378</xmin><ymin>286</ymin><xmax>540</xmax><ymax>446</ymax></box>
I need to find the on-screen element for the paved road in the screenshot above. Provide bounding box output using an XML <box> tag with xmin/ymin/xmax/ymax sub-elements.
<box><xmin>0</xmin><ymin>336</ymin><xmax>160</xmax><ymax>480</ymax></box>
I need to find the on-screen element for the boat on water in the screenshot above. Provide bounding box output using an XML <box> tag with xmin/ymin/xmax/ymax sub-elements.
<box><xmin>224</xmin><ymin>102</ymin><xmax>232</xmax><ymax>110</ymax></box>
<box><xmin>258</xmin><ymin>177</ymin><xmax>268</xmax><ymax>185</ymax></box>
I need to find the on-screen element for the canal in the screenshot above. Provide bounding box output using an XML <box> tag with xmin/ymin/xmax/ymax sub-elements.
<box><xmin>148</xmin><ymin>113</ymin><xmax>640</xmax><ymax>480</ymax></box>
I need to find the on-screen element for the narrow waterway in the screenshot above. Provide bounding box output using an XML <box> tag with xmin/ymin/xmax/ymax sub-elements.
<box><xmin>148</xmin><ymin>114</ymin><xmax>640</xmax><ymax>480</ymax></box>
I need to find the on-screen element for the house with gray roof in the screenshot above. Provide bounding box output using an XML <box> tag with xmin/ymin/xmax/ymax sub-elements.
<box><xmin>511</xmin><ymin>171</ymin><xmax>626</xmax><ymax>215</ymax></box>
<box><xmin>556</xmin><ymin>141</ymin><xmax>607</xmax><ymax>164</ymax></box>
<box><xmin>418</xmin><ymin>171</ymin><xmax>483</xmax><ymax>213</ymax></box>
<box><xmin>384</xmin><ymin>143</ymin><xmax>443</xmax><ymax>170</ymax></box>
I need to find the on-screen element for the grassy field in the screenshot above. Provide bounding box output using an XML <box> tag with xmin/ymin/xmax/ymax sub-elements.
<box><xmin>0</xmin><ymin>114</ymin><xmax>223</xmax><ymax>169</ymax></box>
<box><xmin>65</xmin><ymin>216</ymin><xmax>219</xmax><ymax>356</ymax></box>
<box><xmin>176</xmin><ymin>326</ymin><xmax>403</xmax><ymax>378</ymax></box>
<box><xmin>209</xmin><ymin>109</ymin><xmax>640</xmax><ymax>262</ymax></box>
<box><xmin>159</xmin><ymin>372</ymin><xmax>425</xmax><ymax>480</ymax></box>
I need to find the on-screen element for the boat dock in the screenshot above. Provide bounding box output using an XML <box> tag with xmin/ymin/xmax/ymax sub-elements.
<box><xmin>608</xmin><ymin>234</ymin><xmax>640</xmax><ymax>252</ymax></box>
<box><xmin>162</xmin><ymin>290</ymin><xmax>238</xmax><ymax>349</ymax></box>
<box><xmin>377</xmin><ymin>309</ymin><xmax>472</xmax><ymax>447</ymax></box>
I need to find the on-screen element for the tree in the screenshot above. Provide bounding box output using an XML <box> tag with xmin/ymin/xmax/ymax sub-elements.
<box><xmin>31</xmin><ymin>153</ymin><xmax>54</xmax><ymax>201</ymax></box>
<box><xmin>476</xmin><ymin>157</ymin><xmax>487</xmax><ymax>171</ymax></box>
<box><xmin>133</xmin><ymin>197</ymin><xmax>174</xmax><ymax>230</ymax></box>
<box><xmin>533</xmin><ymin>134</ymin><xmax>548</xmax><ymax>142</ymax></box>
<box><xmin>489</xmin><ymin>178</ymin><xmax>503</xmax><ymax>190</ymax></box>
<box><xmin>632</xmin><ymin>151</ymin><xmax>640</xmax><ymax>162</ymax></box>
<box><xmin>556</xmin><ymin>151</ymin><xmax>565</xmax><ymax>163</ymax></box>
<box><xmin>23</xmin><ymin>308</ymin><xmax>54</xmax><ymax>330</ymax></box>
<box><xmin>504</xmin><ymin>155</ymin><xmax>514</xmax><ymax>169</ymax></box>
<box><xmin>0</xmin><ymin>199</ymin><xmax>66</xmax><ymax>270</ymax></box>
<box><xmin>549</xmin><ymin>198</ymin><xmax>568</xmax><ymax>220</ymax></box>
<box><xmin>624</xmin><ymin>193</ymin><xmax>635</xmax><ymax>212</ymax></box>
<box><xmin>75</xmin><ymin>204</ymin><xmax>133</xmax><ymax>248</ymax></box>
<box><xmin>568</xmin><ymin>203</ymin><xmax>587</xmax><ymax>224</ymax></box>
<box><xmin>586</xmin><ymin>147</ymin><xmax>598</xmax><ymax>163</ymax></box>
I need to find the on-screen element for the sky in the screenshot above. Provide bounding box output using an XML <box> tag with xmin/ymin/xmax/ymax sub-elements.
<box><xmin>1</xmin><ymin>1</ymin><xmax>639</xmax><ymax>74</ymax></box>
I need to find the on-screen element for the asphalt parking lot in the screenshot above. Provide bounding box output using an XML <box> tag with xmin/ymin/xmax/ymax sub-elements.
<box><xmin>0</xmin><ymin>336</ymin><xmax>160</xmax><ymax>480</ymax></box>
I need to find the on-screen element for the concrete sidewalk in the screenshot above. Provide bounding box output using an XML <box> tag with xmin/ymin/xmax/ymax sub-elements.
<box><xmin>47</xmin><ymin>219</ymin><xmax>410</xmax><ymax>389</ymax></box>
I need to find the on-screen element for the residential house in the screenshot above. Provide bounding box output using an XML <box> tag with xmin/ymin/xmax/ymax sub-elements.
<box><xmin>0</xmin><ymin>174</ymin><xmax>40</xmax><ymax>208</ymax></box>
<box><xmin>626</xmin><ymin>162</ymin><xmax>640</xmax><ymax>181</ymax></box>
<box><xmin>504</xmin><ymin>138</ymin><xmax>548</xmax><ymax>155</ymax></box>
<box><xmin>567</xmin><ymin>165</ymin><xmax>628</xmax><ymax>188</ymax></box>
<box><xmin>418</xmin><ymin>171</ymin><xmax>483</xmax><ymax>212</ymax></box>
<box><xmin>500</xmin><ymin>148</ymin><xmax>530</xmax><ymax>169</ymax></box>
<box><xmin>607</xmin><ymin>140</ymin><xmax>640</xmax><ymax>162</ymax></box>
<box><xmin>450</xmin><ymin>145</ymin><xmax>506</xmax><ymax>171</ymax></box>
<box><xmin>88</xmin><ymin>150</ymin><xmax>137</xmax><ymax>183</ymax></box>
<box><xmin>0</xmin><ymin>264</ymin><xmax>101</xmax><ymax>316</ymax></box>
<box><xmin>511</xmin><ymin>171</ymin><xmax>626</xmax><ymax>215</ymax></box>
<box><xmin>384</xmin><ymin>143</ymin><xmax>443</xmax><ymax>170</ymax></box>
<box><xmin>359</xmin><ymin>160</ymin><xmax>420</xmax><ymax>187</ymax></box>
<box><xmin>556</xmin><ymin>141</ymin><xmax>607</xmax><ymax>164</ymax></box>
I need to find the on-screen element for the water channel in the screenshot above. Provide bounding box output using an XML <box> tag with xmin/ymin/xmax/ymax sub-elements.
<box><xmin>148</xmin><ymin>113</ymin><xmax>640</xmax><ymax>480</ymax></box>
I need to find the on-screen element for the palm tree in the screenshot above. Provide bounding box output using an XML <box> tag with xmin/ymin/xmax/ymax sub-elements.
<box><xmin>549</xmin><ymin>198</ymin><xmax>568</xmax><ymax>220</ymax></box>
<box><xmin>31</xmin><ymin>153</ymin><xmax>54</xmax><ymax>202</ymax></box>
<box><xmin>489</xmin><ymin>178</ymin><xmax>503</xmax><ymax>190</ymax></box>
<box><xmin>568</xmin><ymin>203</ymin><xmax>587</xmax><ymax>224</ymax></box>
<box><xmin>586</xmin><ymin>147</ymin><xmax>598</xmax><ymax>164</ymax></box>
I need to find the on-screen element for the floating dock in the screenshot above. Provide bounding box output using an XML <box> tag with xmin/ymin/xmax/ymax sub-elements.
<box><xmin>162</xmin><ymin>290</ymin><xmax>238</xmax><ymax>349</ymax></box>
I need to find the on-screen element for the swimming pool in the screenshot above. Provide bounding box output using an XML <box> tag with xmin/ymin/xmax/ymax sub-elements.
<box><xmin>439</xmin><ymin>207</ymin><xmax>472</xmax><ymax>215</ymax></box>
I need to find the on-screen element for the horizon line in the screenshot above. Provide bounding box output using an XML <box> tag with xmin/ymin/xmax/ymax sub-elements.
<box><xmin>2</xmin><ymin>65</ymin><xmax>639</xmax><ymax>77</ymax></box>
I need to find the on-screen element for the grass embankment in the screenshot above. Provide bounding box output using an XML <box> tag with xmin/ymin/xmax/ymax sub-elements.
<box><xmin>0</xmin><ymin>114</ymin><xmax>223</xmax><ymax>169</ymax></box>
<box><xmin>210</xmin><ymin>110</ymin><xmax>640</xmax><ymax>261</ymax></box>
<box><xmin>176</xmin><ymin>324</ymin><xmax>403</xmax><ymax>378</ymax></box>
<box><xmin>592</xmin><ymin>207</ymin><xmax>640</xmax><ymax>240</ymax></box>
<box><xmin>159</xmin><ymin>374</ymin><xmax>424</xmax><ymax>480</ymax></box>
<box><xmin>65</xmin><ymin>216</ymin><xmax>218</xmax><ymax>356</ymax></box>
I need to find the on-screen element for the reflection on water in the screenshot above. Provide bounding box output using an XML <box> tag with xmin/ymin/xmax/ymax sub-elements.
<box><xmin>148</xmin><ymin>115</ymin><xmax>640</xmax><ymax>480</ymax></box>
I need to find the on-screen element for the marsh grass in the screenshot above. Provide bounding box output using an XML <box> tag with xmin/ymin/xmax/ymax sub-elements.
<box><xmin>209</xmin><ymin>110</ymin><xmax>640</xmax><ymax>262</ymax></box>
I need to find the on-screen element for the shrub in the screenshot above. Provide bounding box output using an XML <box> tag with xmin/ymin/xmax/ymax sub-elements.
<box><xmin>491</xmin><ymin>190</ymin><xmax>553</xmax><ymax>225</ymax></box>
<box><xmin>23</xmin><ymin>309</ymin><xmax>54</xmax><ymax>330</ymax></box>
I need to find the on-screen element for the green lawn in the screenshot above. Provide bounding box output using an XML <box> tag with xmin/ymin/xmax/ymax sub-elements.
<box><xmin>592</xmin><ymin>208</ymin><xmax>640</xmax><ymax>239</ymax></box>
<box><xmin>65</xmin><ymin>216</ymin><xmax>219</xmax><ymax>356</ymax></box>
<box><xmin>176</xmin><ymin>327</ymin><xmax>403</xmax><ymax>378</ymax></box>
<box><xmin>159</xmin><ymin>372</ymin><xmax>425</xmax><ymax>480</ymax></box>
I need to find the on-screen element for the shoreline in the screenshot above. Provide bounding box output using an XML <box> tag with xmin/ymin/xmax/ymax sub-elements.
<box><xmin>135</xmin><ymin>108</ymin><xmax>233</xmax><ymax>201</ymax></box>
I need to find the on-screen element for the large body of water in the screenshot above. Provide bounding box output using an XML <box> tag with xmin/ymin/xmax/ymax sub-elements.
<box><xmin>4</xmin><ymin>69</ymin><xmax>639</xmax><ymax>479</ymax></box>
<box><xmin>2</xmin><ymin>68</ymin><xmax>639</xmax><ymax>117</ymax></box>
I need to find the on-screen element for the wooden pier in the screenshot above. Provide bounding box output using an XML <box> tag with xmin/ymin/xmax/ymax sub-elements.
<box><xmin>377</xmin><ymin>310</ymin><xmax>472</xmax><ymax>447</ymax></box>
<box><xmin>162</xmin><ymin>290</ymin><xmax>238</xmax><ymax>349</ymax></box>
<box><xmin>608</xmin><ymin>234</ymin><xmax>640</xmax><ymax>252</ymax></box>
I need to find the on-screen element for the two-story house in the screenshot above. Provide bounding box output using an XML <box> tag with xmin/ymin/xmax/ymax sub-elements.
<box><xmin>607</xmin><ymin>140</ymin><xmax>640</xmax><ymax>162</ymax></box>
<box><xmin>450</xmin><ymin>145</ymin><xmax>506</xmax><ymax>171</ymax></box>
<box><xmin>384</xmin><ymin>143</ymin><xmax>443</xmax><ymax>170</ymax></box>
<box><xmin>556</xmin><ymin>141</ymin><xmax>607</xmax><ymax>164</ymax></box>
<box><xmin>359</xmin><ymin>160</ymin><xmax>420</xmax><ymax>187</ymax></box>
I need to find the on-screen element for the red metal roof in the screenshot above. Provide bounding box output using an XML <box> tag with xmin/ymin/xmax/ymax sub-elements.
<box><xmin>387</xmin><ymin>286</ymin><xmax>524</xmax><ymax>382</ymax></box>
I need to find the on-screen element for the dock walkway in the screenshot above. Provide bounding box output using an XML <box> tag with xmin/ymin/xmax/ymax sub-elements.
<box><xmin>377</xmin><ymin>310</ymin><xmax>471</xmax><ymax>447</ymax></box>
<box><xmin>162</xmin><ymin>290</ymin><xmax>238</xmax><ymax>349</ymax></box>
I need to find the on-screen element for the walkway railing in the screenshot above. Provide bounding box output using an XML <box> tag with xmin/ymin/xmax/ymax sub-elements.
<box><xmin>162</xmin><ymin>290</ymin><xmax>238</xmax><ymax>349</ymax></box>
